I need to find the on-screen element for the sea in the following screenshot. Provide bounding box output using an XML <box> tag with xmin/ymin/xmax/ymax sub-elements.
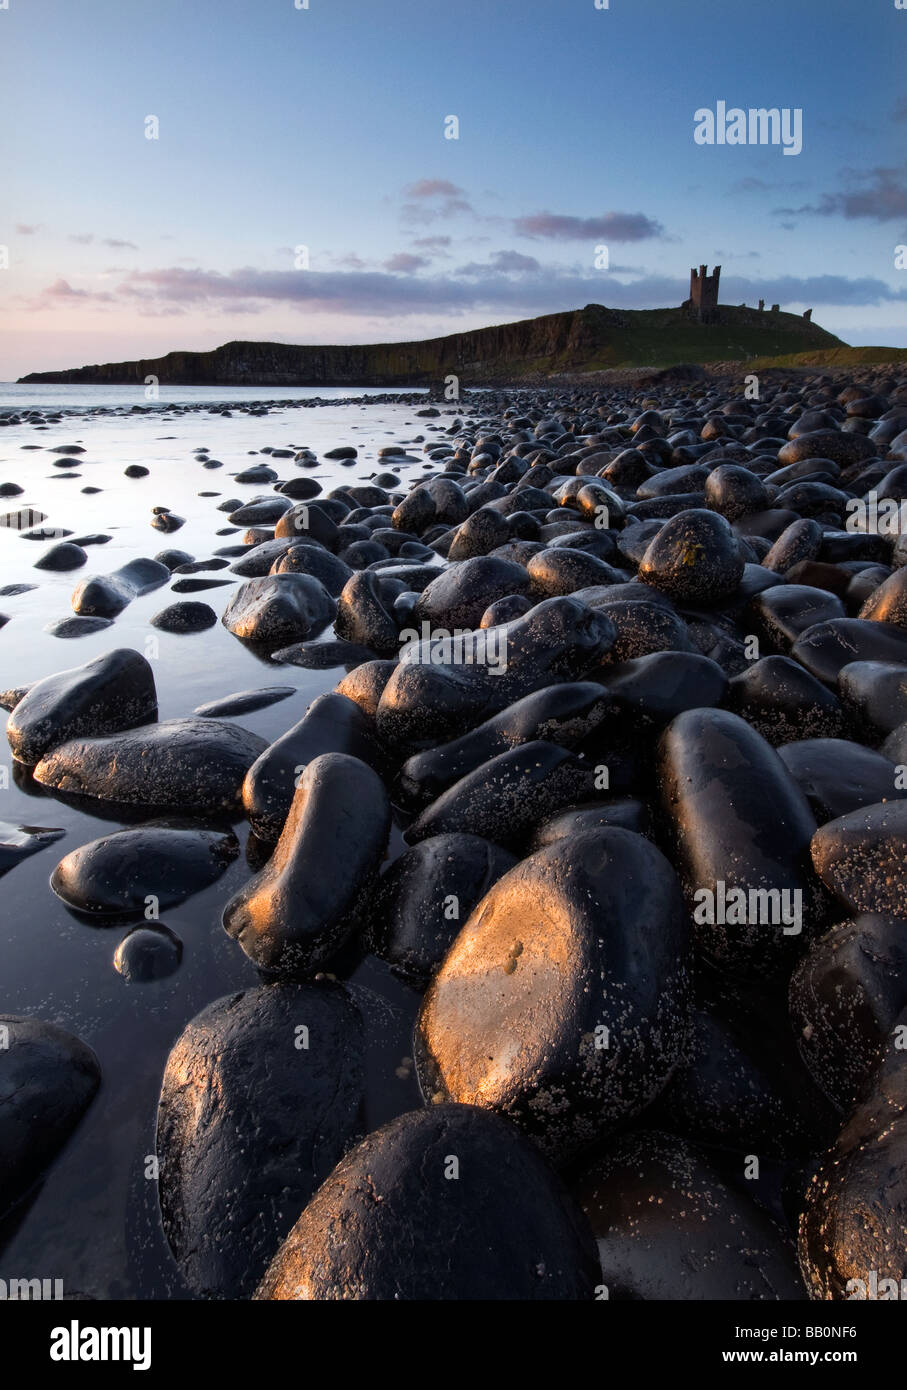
<box><xmin>0</xmin><ymin>382</ymin><xmax>453</xmax><ymax>1298</ymax></box>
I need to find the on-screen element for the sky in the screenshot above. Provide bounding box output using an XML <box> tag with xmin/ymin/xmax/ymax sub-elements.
<box><xmin>1</xmin><ymin>0</ymin><xmax>906</xmax><ymax>379</ymax></box>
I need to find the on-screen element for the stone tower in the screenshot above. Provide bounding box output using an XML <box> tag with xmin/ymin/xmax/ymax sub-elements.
<box><xmin>687</xmin><ymin>264</ymin><xmax>721</xmax><ymax>323</ymax></box>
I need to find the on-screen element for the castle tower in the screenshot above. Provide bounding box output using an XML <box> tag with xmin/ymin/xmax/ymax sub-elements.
<box><xmin>687</xmin><ymin>264</ymin><xmax>721</xmax><ymax>323</ymax></box>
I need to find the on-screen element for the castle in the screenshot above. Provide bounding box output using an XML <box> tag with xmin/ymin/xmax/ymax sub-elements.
<box><xmin>686</xmin><ymin>264</ymin><xmax>721</xmax><ymax>323</ymax></box>
<box><xmin>683</xmin><ymin>264</ymin><xmax>812</xmax><ymax>324</ymax></box>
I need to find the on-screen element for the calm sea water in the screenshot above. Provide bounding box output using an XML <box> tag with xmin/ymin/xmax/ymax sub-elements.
<box><xmin>0</xmin><ymin>385</ymin><xmax>456</xmax><ymax>1298</ymax></box>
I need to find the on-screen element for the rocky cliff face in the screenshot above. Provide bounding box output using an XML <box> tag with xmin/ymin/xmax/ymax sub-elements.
<box><xmin>19</xmin><ymin>304</ymin><xmax>845</xmax><ymax>385</ymax></box>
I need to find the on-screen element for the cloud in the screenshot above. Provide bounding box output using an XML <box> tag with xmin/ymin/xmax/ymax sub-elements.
<box><xmin>66</xmin><ymin>233</ymin><xmax>138</xmax><ymax>248</ymax></box>
<box><xmin>404</xmin><ymin>179</ymin><xmax>466</xmax><ymax>199</ymax></box>
<box><xmin>401</xmin><ymin>197</ymin><xmax>474</xmax><ymax>226</ymax></box>
<box><xmin>383</xmin><ymin>253</ymin><xmax>431</xmax><ymax>273</ymax></box>
<box><xmin>513</xmin><ymin>211</ymin><xmax>664</xmax><ymax>242</ymax></box>
<box><xmin>457</xmin><ymin>250</ymin><xmax>541</xmax><ymax>275</ymax></box>
<box><xmin>775</xmin><ymin>163</ymin><xmax>907</xmax><ymax>222</ymax></box>
<box><xmin>32</xmin><ymin>263</ymin><xmax>902</xmax><ymax>323</ymax></box>
<box><xmin>15</xmin><ymin>223</ymin><xmax>40</xmax><ymax>235</ymax></box>
<box><xmin>413</xmin><ymin>236</ymin><xmax>452</xmax><ymax>249</ymax></box>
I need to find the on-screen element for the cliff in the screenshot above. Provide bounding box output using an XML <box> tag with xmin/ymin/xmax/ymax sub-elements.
<box><xmin>19</xmin><ymin>303</ymin><xmax>846</xmax><ymax>386</ymax></box>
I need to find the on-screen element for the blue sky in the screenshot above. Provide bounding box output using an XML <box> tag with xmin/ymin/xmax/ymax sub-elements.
<box><xmin>1</xmin><ymin>0</ymin><xmax>906</xmax><ymax>377</ymax></box>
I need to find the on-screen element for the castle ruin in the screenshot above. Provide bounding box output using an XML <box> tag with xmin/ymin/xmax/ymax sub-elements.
<box><xmin>684</xmin><ymin>264</ymin><xmax>721</xmax><ymax>323</ymax></box>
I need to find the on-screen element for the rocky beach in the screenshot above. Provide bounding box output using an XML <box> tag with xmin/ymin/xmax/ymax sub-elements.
<box><xmin>2</xmin><ymin>369</ymin><xmax>907</xmax><ymax>1301</ymax></box>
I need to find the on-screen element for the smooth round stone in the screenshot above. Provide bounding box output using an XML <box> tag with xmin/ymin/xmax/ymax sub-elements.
<box><xmin>221</xmin><ymin>573</ymin><xmax>335</xmax><ymax>646</ymax></box>
<box><xmin>228</xmin><ymin>497</ymin><xmax>292</xmax><ymax>526</ymax></box>
<box><xmin>157</xmin><ymin>983</ymin><xmax>364</xmax><ymax>1299</ymax></box>
<box><xmin>576</xmin><ymin>1130</ymin><xmax>803</xmax><ymax>1300</ymax></box>
<box><xmin>777</xmin><ymin>430</ymin><xmax>877</xmax><ymax>468</ymax></box>
<box><xmin>397</xmin><ymin>681</ymin><xmax>611</xmax><ymax>808</ymax></box>
<box><xmin>727</xmin><ymin>655</ymin><xmax>845</xmax><ymax>745</ymax></box>
<box><xmin>255</xmin><ymin>1105</ymin><xmax>598</xmax><ymax>1301</ymax></box>
<box><xmin>150</xmin><ymin>511</ymin><xmax>185</xmax><ymax>533</ymax></box>
<box><xmin>33</xmin><ymin>718</ymin><xmax>267</xmax><ymax>813</ymax></box>
<box><xmin>113</xmin><ymin>924</ymin><xmax>182</xmax><ymax>981</ymax></box>
<box><xmin>51</xmin><ymin>823</ymin><xmax>239</xmax><ymax>914</ymax></box>
<box><xmin>324</xmin><ymin>446</ymin><xmax>357</xmax><ymax>459</ymax></box>
<box><xmin>271</xmin><ymin>544</ymin><xmax>351</xmax><ymax>596</ymax></box>
<box><xmin>171</xmin><ymin>576</ymin><xmax>234</xmax><ymax>594</ymax></box>
<box><xmin>376</xmin><ymin>596</ymin><xmax>616</xmax><ymax>751</ymax></box>
<box><xmin>0</xmin><ymin>482</ymin><xmax>23</xmax><ymax>496</ymax></box>
<box><xmin>791</xmin><ymin>619</ymin><xmax>907</xmax><ymax>687</ymax></box>
<box><xmin>750</xmin><ymin>584</ymin><xmax>847</xmax><ymax>650</ymax></box>
<box><xmin>859</xmin><ymin>567</ymin><xmax>907</xmax><ymax>628</ymax></box>
<box><xmin>413</xmin><ymin>556</ymin><xmax>532</xmax><ymax>631</ymax></box>
<box><xmin>34</xmin><ymin>542</ymin><xmax>87</xmax><ymax>571</ymax></box>
<box><xmin>589</xmin><ymin>599</ymin><xmax>695</xmax><ymax>663</ymax></box>
<box><xmin>415</xmin><ymin>828</ymin><xmax>689</xmax><ymax>1161</ymax></box>
<box><xmin>704</xmin><ymin>464</ymin><xmax>768</xmax><ymax>521</ymax></box>
<box><xmin>604</xmin><ymin>650</ymin><xmax>727</xmax><ymax>724</ymax></box>
<box><xmin>274</xmin><ymin>502</ymin><xmax>340</xmax><ymax>549</ymax></box>
<box><xmin>658</xmin><ymin>708</ymin><xmax>821</xmax><ymax>976</ymax></box>
<box><xmin>223</xmin><ymin>752</ymin><xmax>390</xmax><ymax>974</ymax></box>
<box><xmin>242</xmin><ymin>692</ymin><xmax>379</xmax><ymax>842</ymax></box>
<box><xmin>233</xmin><ymin>464</ymin><xmax>278</xmax><ymax>484</ymax></box>
<box><xmin>812</xmin><ymin>800</ymin><xmax>907</xmax><ymax>914</ymax></box>
<box><xmin>369</xmin><ymin>833</ymin><xmax>517</xmax><ymax>986</ymax></box>
<box><xmin>334</xmin><ymin>660</ymin><xmax>397</xmax><ymax>718</ymax></box>
<box><xmin>334</xmin><ymin>570</ymin><xmax>399</xmax><ymax>653</ymax></box>
<box><xmin>406</xmin><ymin>742</ymin><xmax>599</xmax><ymax>849</ymax></box>
<box><xmin>529</xmin><ymin>798</ymin><xmax>651</xmax><ymax>847</ymax></box>
<box><xmin>790</xmin><ymin>913</ymin><xmax>907</xmax><ymax>1110</ymax></box>
<box><xmin>799</xmin><ymin>1013</ymin><xmax>907</xmax><ymax>1299</ymax></box>
<box><xmin>276</xmin><ymin>477</ymin><xmax>322</xmax><ymax>500</ymax></box>
<box><xmin>777</xmin><ymin>737</ymin><xmax>905</xmax><ymax>822</ymax></box>
<box><xmin>44</xmin><ymin>615</ymin><xmax>114</xmax><ymax>639</ymax></box>
<box><xmin>229</xmin><ymin>540</ymin><xmax>293</xmax><ymax>577</ymax></box>
<box><xmin>154</xmin><ymin>549</ymin><xmax>194</xmax><ymax>571</ymax></box>
<box><xmin>124</xmin><ymin>464</ymin><xmax>149</xmax><ymax>478</ymax></box>
<box><xmin>150</xmin><ymin>601</ymin><xmax>217</xmax><ymax>633</ymax></box>
<box><xmin>653</xmin><ymin>999</ymin><xmax>834</xmax><ymax>1160</ymax></box>
<box><xmin>72</xmin><ymin>556</ymin><xmax>171</xmax><ymax>617</ymax></box>
<box><xmin>7</xmin><ymin>648</ymin><xmax>157</xmax><ymax>765</ymax></box>
<box><xmin>193</xmin><ymin>686</ymin><xmax>296</xmax><ymax>718</ymax></box>
<box><xmin>0</xmin><ymin>1015</ymin><xmax>101</xmax><ymax>1219</ymax></box>
<box><xmin>762</xmin><ymin>518</ymin><xmax>824</xmax><ymax>574</ymax></box>
<box><xmin>527</xmin><ymin>547</ymin><xmax>622</xmax><ymax>597</ymax></box>
<box><xmin>838</xmin><ymin>661</ymin><xmax>907</xmax><ymax>735</ymax></box>
<box><xmin>446</xmin><ymin>507</ymin><xmax>512</xmax><ymax>560</ymax></box>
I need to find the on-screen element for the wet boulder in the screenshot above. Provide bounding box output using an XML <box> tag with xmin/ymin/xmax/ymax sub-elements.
<box><xmin>157</xmin><ymin>983</ymin><xmax>364</xmax><ymax>1299</ymax></box>
<box><xmin>726</xmin><ymin>655</ymin><xmax>845</xmax><ymax>744</ymax></box>
<box><xmin>812</xmin><ymin>800</ymin><xmax>907</xmax><ymax>915</ymax></box>
<box><xmin>639</xmin><ymin>509</ymin><xmax>745</xmax><ymax>603</ymax></box>
<box><xmin>223</xmin><ymin>753</ymin><xmax>390</xmax><ymax>974</ymax></box>
<box><xmin>778</xmin><ymin>738</ymin><xmax>905</xmax><ymax>822</ymax></box>
<box><xmin>50</xmin><ymin>823</ymin><xmax>239</xmax><ymax>915</ymax></box>
<box><xmin>658</xmin><ymin>708</ymin><xmax>822</xmax><ymax>976</ymax></box>
<box><xmin>376</xmin><ymin>597</ymin><xmax>615</xmax><ymax>750</ymax></box>
<box><xmin>405</xmin><ymin>742</ymin><xmax>601</xmax><ymax>849</ymax></box>
<box><xmin>222</xmin><ymin>574</ymin><xmax>335</xmax><ymax>646</ymax></box>
<box><xmin>7</xmin><ymin>648</ymin><xmax>157</xmax><ymax>765</ymax></box>
<box><xmin>397</xmin><ymin>681</ymin><xmax>612</xmax><ymax>807</ymax></box>
<box><xmin>415</xmin><ymin>828</ymin><xmax>689</xmax><ymax>1161</ymax></box>
<box><xmin>576</xmin><ymin>1131</ymin><xmax>804</xmax><ymax>1300</ymax></box>
<box><xmin>413</xmin><ymin>556</ymin><xmax>532</xmax><ymax>632</ymax></box>
<box><xmin>790</xmin><ymin>913</ymin><xmax>907</xmax><ymax>1111</ymax></box>
<box><xmin>0</xmin><ymin>1015</ymin><xmax>101</xmax><ymax>1218</ymax></box>
<box><xmin>33</xmin><ymin>718</ymin><xmax>266</xmax><ymax>814</ymax></box>
<box><xmin>334</xmin><ymin>570</ymin><xmax>399</xmax><ymax>653</ymax></box>
<box><xmin>368</xmin><ymin>833</ymin><xmax>517</xmax><ymax>986</ymax></box>
<box><xmin>242</xmin><ymin>692</ymin><xmax>380</xmax><ymax>842</ymax></box>
<box><xmin>799</xmin><ymin>1011</ymin><xmax>907</xmax><ymax>1299</ymax></box>
<box><xmin>255</xmin><ymin>1105</ymin><xmax>598</xmax><ymax>1301</ymax></box>
<box><xmin>791</xmin><ymin>618</ymin><xmax>907</xmax><ymax>687</ymax></box>
<box><xmin>71</xmin><ymin>557</ymin><xmax>170</xmax><ymax>617</ymax></box>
